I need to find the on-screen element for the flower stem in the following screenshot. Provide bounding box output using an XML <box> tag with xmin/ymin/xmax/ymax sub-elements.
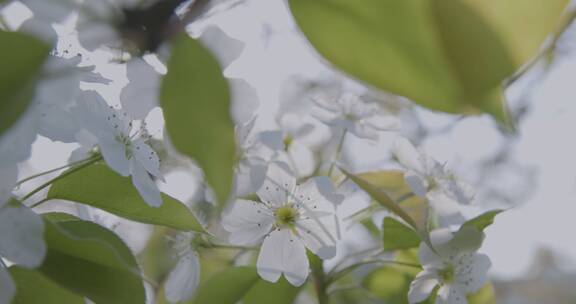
<box><xmin>327</xmin><ymin>128</ymin><xmax>347</xmax><ymax>178</ymax></box>
<box><xmin>309</xmin><ymin>253</ymin><xmax>329</xmax><ymax>304</ymax></box>
<box><xmin>327</xmin><ymin>259</ymin><xmax>421</xmax><ymax>285</ymax></box>
<box><xmin>16</xmin><ymin>156</ymin><xmax>100</xmax><ymax>187</ymax></box>
<box><xmin>22</xmin><ymin>155</ymin><xmax>102</xmax><ymax>206</ymax></box>
<box><xmin>210</xmin><ymin>244</ymin><xmax>257</xmax><ymax>251</ymax></box>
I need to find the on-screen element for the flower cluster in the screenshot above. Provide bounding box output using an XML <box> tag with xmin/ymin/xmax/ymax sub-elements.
<box><xmin>0</xmin><ymin>1</ymin><xmax>506</xmax><ymax>304</ymax></box>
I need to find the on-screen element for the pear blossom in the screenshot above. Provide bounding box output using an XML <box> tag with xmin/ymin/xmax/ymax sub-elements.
<box><xmin>71</xmin><ymin>90</ymin><xmax>164</xmax><ymax>207</ymax></box>
<box><xmin>314</xmin><ymin>93</ymin><xmax>400</xmax><ymax>140</ymax></box>
<box><xmin>408</xmin><ymin>228</ymin><xmax>491</xmax><ymax>304</ymax></box>
<box><xmin>235</xmin><ymin>117</ymin><xmax>284</xmax><ymax>196</ymax></box>
<box><xmin>0</xmin><ymin>155</ymin><xmax>45</xmax><ymax>304</ymax></box>
<box><xmin>392</xmin><ymin>137</ymin><xmax>474</xmax><ymax>227</ymax></box>
<box><xmin>223</xmin><ymin>163</ymin><xmax>343</xmax><ymax>286</ymax></box>
<box><xmin>0</xmin><ymin>167</ymin><xmax>45</xmax><ymax>304</ymax></box>
<box><xmin>164</xmin><ymin>232</ymin><xmax>201</xmax><ymax>304</ymax></box>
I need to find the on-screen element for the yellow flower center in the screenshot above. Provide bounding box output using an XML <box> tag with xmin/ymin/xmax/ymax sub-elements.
<box><xmin>275</xmin><ymin>206</ymin><xmax>298</xmax><ymax>227</ymax></box>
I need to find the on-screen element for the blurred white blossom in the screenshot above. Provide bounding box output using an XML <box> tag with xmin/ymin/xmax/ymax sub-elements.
<box><xmin>393</xmin><ymin>137</ymin><xmax>474</xmax><ymax>227</ymax></box>
<box><xmin>409</xmin><ymin>228</ymin><xmax>491</xmax><ymax>304</ymax></box>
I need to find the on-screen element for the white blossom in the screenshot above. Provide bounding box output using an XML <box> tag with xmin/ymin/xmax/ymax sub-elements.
<box><xmin>164</xmin><ymin>232</ymin><xmax>200</xmax><ymax>304</ymax></box>
<box><xmin>408</xmin><ymin>228</ymin><xmax>491</xmax><ymax>304</ymax></box>
<box><xmin>71</xmin><ymin>90</ymin><xmax>164</xmax><ymax>207</ymax></box>
<box><xmin>223</xmin><ymin>162</ymin><xmax>343</xmax><ymax>286</ymax></box>
<box><xmin>314</xmin><ymin>93</ymin><xmax>399</xmax><ymax>140</ymax></box>
<box><xmin>393</xmin><ymin>137</ymin><xmax>474</xmax><ymax>227</ymax></box>
<box><xmin>0</xmin><ymin>134</ymin><xmax>45</xmax><ymax>304</ymax></box>
<box><xmin>234</xmin><ymin>117</ymin><xmax>275</xmax><ymax>197</ymax></box>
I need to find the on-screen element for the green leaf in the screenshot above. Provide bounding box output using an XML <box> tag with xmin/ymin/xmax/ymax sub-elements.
<box><xmin>289</xmin><ymin>0</ymin><xmax>568</xmax><ymax>125</ymax></box>
<box><xmin>161</xmin><ymin>34</ymin><xmax>235</xmax><ymax>207</ymax></box>
<box><xmin>362</xmin><ymin>265</ymin><xmax>421</xmax><ymax>304</ymax></box>
<box><xmin>9</xmin><ymin>267</ymin><xmax>85</xmax><ymax>304</ymax></box>
<box><xmin>40</xmin><ymin>218</ymin><xmax>145</xmax><ymax>304</ymax></box>
<box><xmin>358</xmin><ymin>170</ymin><xmax>411</xmax><ymax>201</ymax></box>
<box><xmin>463</xmin><ymin>209</ymin><xmax>503</xmax><ymax>232</ymax></box>
<box><xmin>382</xmin><ymin>217</ymin><xmax>421</xmax><ymax>251</ymax></box>
<box><xmin>468</xmin><ymin>283</ymin><xmax>496</xmax><ymax>304</ymax></box>
<box><xmin>47</xmin><ymin>164</ymin><xmax>204</xmax><ymax>232</ymax></box>
<box><xmin>343</xmin><ymin>170</ymin><xmax>429</xmax><ymax>239</ymax></box>
<box><xmin>0</xmin><ymin>31</ymin><xmax>50</xmax><ymax>134</ymax></box>
<box><xmin>194</xmin><ymin>267</ymin><xmax>260</xmax><ymax>304</ymax></box>
<box><xmin>243</xmin><ymin>277</ymin><xmax>301</xmax><ymax>304</ymax></box>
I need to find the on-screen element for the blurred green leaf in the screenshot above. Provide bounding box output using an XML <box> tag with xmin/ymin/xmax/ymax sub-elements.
<box><xmin>48</xmin><ymin>164</ymin><xmax>203</xmax><ymax>232</ymax></box>
<box><xmin>362</xmin><ymin>265</ymin><xmax>420</xmax><ymax>303</ymax></box>
<box><xmin>289</xmin><ymin>0</ymin><xmax>568</xmax><ymax>125</ymax></box>
<box><xmin>161</xmin><ymin>34</ymin><xmax>235</xmax><ymax>208</ymax></box>
<box><xmin>0</xmin><ymin>31</ymin><xmax>49</xmax><ymax>135</ymax></box>
<box><xmin>463</xmin><ymin>209</ymin><xmax>503</xmax><ymax>232</ymax></box>
<box><xmin>358</xmin><ymin>170</ymin><xmax>410</xmax><ymax>201</ymax></box>
<box><xmin>244</xmin><ymin>277</ymin><xmax>301</xmax><ymax>304</ymax></box>
<box><xmin>468</xmin><ymin>283</ymin><xmax>497</xmax><ymax>304</ymax></box>
<box><xmin>9</xmin><ymin>267</ymin><xmax>84</xmax><ymax>304</ymax></box>
<box><xmin>194</xmin><ymin>266</ymin><xmax>260</xmax><ymax>304</ymax></box>
<box><xmin>382</xmin><ymin>217</ymin><xmax>421</xmax><ymax>251</ymax></box>
<box><xmin>40</xmin><ymin>218</ymin><xmax>145</xmax><ymax>304</ymax></box>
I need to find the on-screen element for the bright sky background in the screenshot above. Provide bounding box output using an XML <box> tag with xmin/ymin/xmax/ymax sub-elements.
<box><xmin>5</xmin><ymin>0</ymin><xmax>576</xmax><ymax>281</ymax></box>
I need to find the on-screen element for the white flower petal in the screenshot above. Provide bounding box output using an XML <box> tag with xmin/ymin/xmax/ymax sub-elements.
<box><xmin>419</xmin><ymin>229</ymin><xmax>454</xmax><ymax>266</ymax></box>
<box><xmin>131</xmin><ymin>139</ymin><xmax>161</xmax><ymax>177</ymax></box>
<box><xmin>0</xmin><ymin>265</ymin><xmax>15</xmax><ymax>304</ymax></box>
<box><xmin>393</xmin><ymin>137</ymin><xmax>426</xmax><ymax>174</ymax></box>
<box><xmin>256</xmin><ymin>163</ymin><xmax>296</xmax><ymax>207</ymax></box>
<box><xmin>199</xmin><ymin>26</ymin><xmax>244</xmax><ymax>68</ymax></box>
<box><xmin>365</xmin><ymin>115</ymin><xmax>401</xmax><ymax>131</ymax></box>
<box><xmin>130</xmin><ymin>158</ymin><xmax>162</xmax><ymax>207</ymax></box>
<box><xmin>427</xmin><ymin>190</ymin><xmax>466</xmax><ymax>228</ymax></box>
<box><xmin>72</xmin><ymin>90</ymin><xmax>113</xmax><ymax>137</ymax></box>
<box><xmin>120</xmin><ymin>58</ymin><xmax>160</xmax><ymax>119</ymax></box>
<box><xmin>408</xmin><ymin>270</ymin><xmax>439</xmax><ymax>303</ymax></box>
<box><xmin>405</xmin><ymin>171</ymin><xmax>428</xmax><ymax>198</ymax></box>
<box><xmin>436</xmin><ymin>284</ymin><xmax>467</xmax><ymax>304</ymax></box>
<box><xmin>77</xmin><ymin>22</ymin><xmax>120</xmax><ymax>51</ymax></box>
<box><xmin>230</xmin><ymin>78</ymin><xmax>259</xmax><ymax>125</ymax></box>
<box><xmin>286</xmin><ymin>141</ymin><xmax>316</xmax><ymax>178</ymax></box>
<box><xmin>37</xmin><ymin>105</ymin><xmax>78</xmax><ymax>143</ymax></box>
<box><xmin>99</xmin><ymin>136</ymin><xmax>130</xmax><ymax>176</ymax></box>
<box><xmin>165</xmin><ymin>252</ymin><xmax>200</xmax><ymax>303</ymax></box>
<box><xmin>457</xmin><ymin>253</ymin><xmax>491</xmax><ymax>293</ymax></box>
<box><xmin>0</xmin><ymin>164</ymin><xmax>17</xmax><ymax>207</ymax></box>
<box><xmin>0</xmin><ymin>205</ymin><xmax>46</xmax><ymax>268</ymax></box>
<box><xmin>257</xmin><ymin>229</ymin><xmax>309</xmax><ymax>286</ymax></box>
<box><xmin>222</xmin><ymin>199</ymin><xmax>274</xmax><ymax>245</ymax></box>
<box><xmin>22</xmin><ymin>0</ymin><xmax>76</xmax><ymax>22</ymax></box>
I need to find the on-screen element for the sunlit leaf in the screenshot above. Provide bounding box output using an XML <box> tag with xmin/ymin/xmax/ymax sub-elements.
<box><xmin>345</xmin><ymin>170</ymin><xmax>430</xmax><ymax>246</ymax></box>
<box><xmin>382</xmin><ymin>217</ymin><xmax>421</xmax><ymax>251</ymax></box>
<box><xmin>47</xmin><ymin>164</ymin><xmax>203</xmax><ymax>232</ymax></box>
<box><xmin>161</xmin><ymin>34</ymin><xmax>235</xmax><ymax>208</ymax></box>
<box><xmin>39</xmin><ymin>218</ymin><xmax>145</xmax><ymax>304</ymax></box>
<box><xmin>468</xmin><ymin>283</ymin><xmax>497</xmax><ymax>304</ymax></box>
<box><xmin>358</xmin><ymin>170</ymin><xmax>410</xmax><ymax>201</ymax></box>
<box><xmin>0</xmin><ymin>31</ymin><xmax>49</xmax><ymax>135</ymax></box>
<box><xmin>289</xmin><ymin>0</ymin><xmax>568</xmax><ymax>125</ymax></box>
<box><xmin>9</xmin><ymin>267</ymin><xmax>84</xmax><ymax>304</ymax></box>
<box><xmin>463</xmin><ymin>209</ymin><xmax>503</xmax><ymax>232</ymax></box>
